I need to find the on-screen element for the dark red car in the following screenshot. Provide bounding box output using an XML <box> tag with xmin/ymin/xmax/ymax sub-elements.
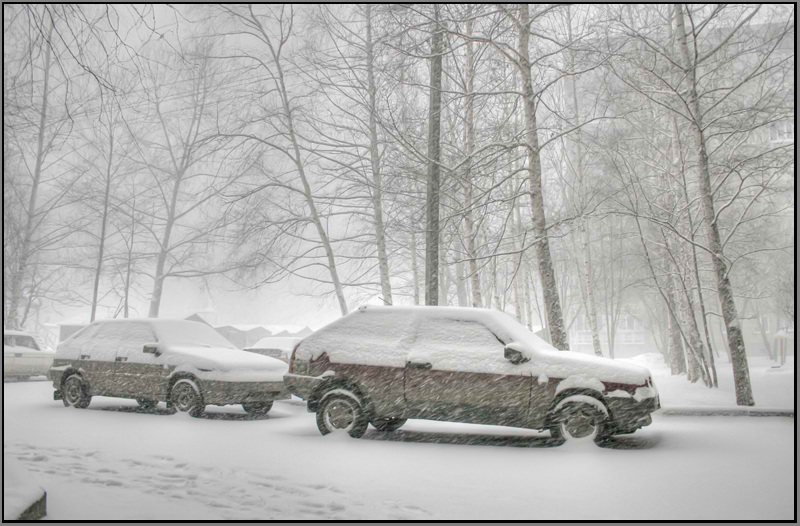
<box><xmin>284</xmin><ymin>306</ymin><xmax>659</xmax><ymax>445</ymax></box>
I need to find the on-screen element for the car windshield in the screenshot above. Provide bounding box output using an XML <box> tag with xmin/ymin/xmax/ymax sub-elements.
<box><xmin>154</xmin><ymin>321</ymin><xmax>237</xmax><ymax>349</ymax></box>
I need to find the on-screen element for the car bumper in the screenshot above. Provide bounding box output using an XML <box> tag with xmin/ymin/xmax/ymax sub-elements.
<box><xmin>283</xmin><ymin>373</ymin><xmax>331</xmax><ymax>401</ymax></box>
<box><xmin>200</xmin><ymin>380</ymin><xmax>289</xmax><ymax>406</ymax></box>
<box><xmin>606</xmin><ymin>395</ymin><xmax>660</xmax><ymax>434</ymax></box>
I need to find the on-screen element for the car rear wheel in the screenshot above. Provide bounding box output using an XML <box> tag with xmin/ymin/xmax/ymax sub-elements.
<box><xmin>62</xmin><ymin>374</ymin><xmax>92</xmax><ymax>409</ymax></box>
<box><xmin>169</xmin><ymin>379</ymin><xmax>204</xmax><ymax>418</ymax></box>
<box><xmin>371</xmin><ymin>417</ymin><xmax>407</xmax><ymax>432</ymax></box>
<box><xmin>550</xmin><ymin>399</ymin><xmax>608</xmax><ymax>445</ymax></box>
<box><xmin>316</xmin><ymin>392</ymin><xmax>368</xmax><ymax>438</ymax></box>
<box><xmin>242</xmin><ymin>401</ymin><xmax>273</xmax><ymax>416</ymax></box>
<box><xmin>136</xmin><ymin>399</ymin><xmax>158</xmax><ymax>410</ymax></box>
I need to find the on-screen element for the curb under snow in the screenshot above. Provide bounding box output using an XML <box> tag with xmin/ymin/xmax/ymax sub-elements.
<box><xmin>658</xmin><ymin>407</ymin><xmax>794</xmax><ymax>417</ymax></box>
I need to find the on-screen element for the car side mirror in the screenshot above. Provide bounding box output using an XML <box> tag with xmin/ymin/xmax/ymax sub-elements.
<box><xmin>504</xmin><ymin>346</ymin><xmax>530</xmax><ymax>365</ymax></box>
<box><xmin>143</xmin><ymin>343</ymin><xmax>161</xmax><ymax>357</ymax></box>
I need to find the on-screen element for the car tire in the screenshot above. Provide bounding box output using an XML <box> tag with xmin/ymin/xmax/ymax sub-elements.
<box><xmin>371</xmin><ymin>417</ymin><xmax>407</xmax><ymax>432</ymax></box>
<box><xmin>136</xmin><ymin>399</ymin><xmax>158</xmax><ymax>411</ymax></box>
<box><xmin>242</xmin><ymin>401</ymin><xmax>273</xmax><ymax>416</ymax></box>
<box><xmin>169</xmin><ymin>379</ymin><xmax>204</xmax><ymax>418</ymax></box>
<box><xmin>549</xmin><ymin>399</ymin><xmax>609</xmax><ymax>445</ymax></box>
<box><xmin>316</xmin><ymin>392</ymin><xmax>368</xmax><ymax>438</ymax></box>
<box><xmin>62</xmin><ymin>374</ymin><xmax>92</xmax><ymax>409</ymax></box>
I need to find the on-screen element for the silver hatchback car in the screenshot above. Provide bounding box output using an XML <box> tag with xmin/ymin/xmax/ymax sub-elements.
<box><xmin>50</xmin><ymin>319</ymin><xmax>289</xmax><ymax>417</ymax></box>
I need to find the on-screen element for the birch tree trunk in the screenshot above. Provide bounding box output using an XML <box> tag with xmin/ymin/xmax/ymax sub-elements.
<box><xmin>666</xmin><ymin>278</ymin><xmax>687</xmax><ymax>375</ymax></box>
<box><xmin>425</xmin><ymin>5</ymin><xmax>444</xmax><ymax>306</ymax></box>
<box><xmin>580</xmin><ymin>219</ymin><xmax>603</xmax><ymax>357</ymax></box>
<box><xmin>517</xmin><ymin>4</ymin><xmax>568</xmax><ymax>350</ymax></box>
<box><xmin>365</xmin><ymin>4</ymin><xmax>393</xmax><ymax>305</ymax></box>
<box><xmin>463</xmin><ymin>16</ymin><xmax>483</xmax><ymax>308</ymax></box>
<box><xmin>90</xmin><ymin>105</ymin><xmax>115</xmax><ymax>322</ymax></box>
<box><xmin>754</xmin><ymin>302</ymin><xmax>775</xmax><ymax>361</ymax></box>
<box><xmin>673</xmin><ymin>3</ymin><xmax>753</xmax><ymax>405</ymax></box>
<box><xmin>5</xmin><ymin>22</ymin><xmax>53</xmax><ymax>330</ymax></box>
<box><xmin>410</xmin><ymin>230</ymin><xmax>420</xmax><ymax>305</ymax></box>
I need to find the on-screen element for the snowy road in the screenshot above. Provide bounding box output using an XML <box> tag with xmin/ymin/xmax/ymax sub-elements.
<box><xmin>3</xmin><ymin>379</ymin><xmax>794</xmax><ymax>520</ymax></box>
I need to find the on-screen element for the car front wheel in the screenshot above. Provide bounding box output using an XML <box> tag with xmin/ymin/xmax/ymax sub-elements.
<box><xmin>316</xmin><ymin>392</ymin><xmax>368</xmax><ymax>438</ymax></box>
<box><xmin>242</xmin><ymin>401</ymin><xmax>273</xmax><ymax>416</ymax></box>
<box><xmin>550</xmin><ymin>399</ymin><xmax>609</xmax><ymax>445</ymax></box>
<box><xmin>371</xmin><ymin>417</ymin><xmax>407</xmax><ymax>432</ymax></box>
<box><xmin>62</xmin><ymin>374</ymin><xmax>92</xmax><ymax>409</ymax></box>
<box><xmin>169</xmin><ymin>379</ymin><xmax>204</xmax><ymax>417</ymax></box>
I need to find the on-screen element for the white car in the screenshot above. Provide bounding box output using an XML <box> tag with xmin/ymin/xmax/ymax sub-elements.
<box><xmin>3</xmin><ymin>330</ymin><xmax>55</xmax><ymax>379</ymax></box>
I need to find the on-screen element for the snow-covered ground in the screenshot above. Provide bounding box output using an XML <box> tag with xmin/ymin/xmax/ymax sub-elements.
<box><xmin>623</xmin><ymin>354</ymin><xmax>794</xmax><ymax>410</ymax></box>
<box><xmin>3</xmin><ymin>371</ymin><xmax>794</xmax><ymax>520</ymax></box>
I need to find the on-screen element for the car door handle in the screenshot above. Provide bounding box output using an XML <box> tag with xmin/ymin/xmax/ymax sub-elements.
<box><xmin>80</xmin><ymin>354</ymin><xmax>91</xmax><ymax>360</ymax></box>
<box><xmin>14</xmin><ymin>353</ymin><xmax>23</xmax><ymax>358</ymax></box>
<box><xmin>406</xmin><ymin>361</ymin><xmax>432</xmax><ymax>369</ymax></box>
<box><xmin>115</xmin><ymin>356</ymin><xmax>128</xmax><ymax>362</ymax></box>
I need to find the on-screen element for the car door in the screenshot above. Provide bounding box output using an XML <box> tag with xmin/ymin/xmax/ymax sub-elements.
<box><xmin>113</xmin><ymin>322</ymin><xmax>166</xmax><ymax>399</ymax></box>
<box><xmin>4</xmin><ymin>334</ymin><xmax>20</xmax><ymax>376</ymax></box>
<box><xmin>10</xmin><ymin>335</ymin><xmax>42</xmax><ymax>376</ymax></box>
<box><xmin>404</xmin><ymin>317</ymin><xmax>532</xmax><ymax>427</ymax></box>
<box><xmin>80</xmin><ymin>324</ymin><xmax>121</xmax><ymax>394</ymax></box>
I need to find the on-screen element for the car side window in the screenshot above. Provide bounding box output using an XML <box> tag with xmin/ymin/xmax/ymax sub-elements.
<box><xmin>408</xmin><ymin>318</ymin><xmax>506</xmax><ymax>371</ymax></box>
<box><xmin>15</xmin><ymin>335</ymin><xmax>40</xmax><ymax>351</ymax></box>
<box><xmin>414</xmin><ymin>319</ymin><xmax>505</xmax><ymax>353</ymax></box>
<box><xmin>100</xmin><ymin>323</ymin><xmax>158</xmax><ymax>358</ymax></box>
<box><xmin>3</xmin><ymin>335</ymin><xmax>13</xmax><ymax>346</ymax></box>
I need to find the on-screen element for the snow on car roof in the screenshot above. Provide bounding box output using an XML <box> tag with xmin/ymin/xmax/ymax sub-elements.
<box><xmin>247</xmin><ymin>336</ymin><xmax>302</xmax><ymax>351</ymax></box>
<box><xmin>298</xmin><ymin>306</ymin><xmax>650</xmax><ymax>384</ymax></box>
<box><xmin>88</xmin><ymin>318</ymin><xmax>236</xmax><ymax>348</ymax></box>
<box><xmin>356</xmin><ymin>305</ymin><xmax>558</xmax><ymax>352</ymax></box>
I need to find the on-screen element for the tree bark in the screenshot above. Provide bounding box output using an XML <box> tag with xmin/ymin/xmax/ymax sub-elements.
<box><xmin>754</xmin><ymin>302</ymin><xmax>775</xmax><ymax>360</ymax></box>
<box><xmin>463</xmin><ymin>16</ymin><xmax>482</xmax><ymax>308</ymax></box>
<box><xmin>674</xmin><ymin>3</ymin><xmax>753</xmax><ymax>405</ymax></box>
<box><xmin>424</xmin><ymin>5</ymin><xmax>443</xmax><ymax>306</ymax></box>
<box><xmin>365</xmin><ymin>5</ymin><xmax>393</xmax><ymax>306</ymax></box>
<box><xmin>517</xmin><ymin>4</ymin><xmax>568</xmax><ymax>350</ymax></box>
<box><xmin>666</xmin><ymin>276</ymin><xmax>687</xmax><ymax>375</ymax></box>
<box><xmin>580</xmin><ymin>219</ymin><xmax>603</xmax><ymax>357</ymax></box>
<box><xmin>5</xmin><ymin>21</ymin><xmax>53</xmax><ymax>330</ymax></box>
<box><xmin>410</xmin><ymin>230</ymin><xmax>420</xmax><ymax>305</ymax></box>
<box><xmin>90</xmin><ymin>105</ymin><xmax>115</xmax><ymax>322</ymax></box>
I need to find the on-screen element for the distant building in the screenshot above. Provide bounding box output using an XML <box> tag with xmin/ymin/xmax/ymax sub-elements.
<box><xmin>213</xmin><ymin>325</ymin><xmax>272</xmax><ymax>349</ymax></box>
<box><xmin>569</xmin><ymin>310</ymin><xmax>655</xmax><ymax>360</ymax></box>
<box><xmin>185</xmin><ymin>313</ymin><xmax>214</xmax><ymax>326</ymax></box>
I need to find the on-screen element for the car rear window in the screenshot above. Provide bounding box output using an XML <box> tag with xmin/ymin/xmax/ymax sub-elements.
<box><xmin>297</xmin><ymin>310</ymin><xmax>415</xmax><ymax>367</ymax></box>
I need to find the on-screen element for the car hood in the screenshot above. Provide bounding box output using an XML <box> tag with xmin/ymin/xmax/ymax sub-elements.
<box><xmin>509</xmin><ymin>343</ymin><xmax>652</xmax><ymax>385</ymax></box>
<box><xmin>161</xmin><ymin>345</ymin><xmax>288</xmax><ymax>374</ymax></box>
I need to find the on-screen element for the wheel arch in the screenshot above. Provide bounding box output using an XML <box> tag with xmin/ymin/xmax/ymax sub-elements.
<box><xmin>308</xmin><ymin>377</ymin><xmax>374</xmax><ymax>419</ymax></box>
<box><xmin>167</xmin><ymin>373</ymin><xmax>203</xmax><ymax>399</ymax></box>
<box><xmin>546</xmin><ymin>387</ymin><xmax>612</xmax><ymax>427</ymax></box>
<box><xmin>60</xmin><ymin>367</ymin><xmax>88</xmax><ymax>390</ymax></box>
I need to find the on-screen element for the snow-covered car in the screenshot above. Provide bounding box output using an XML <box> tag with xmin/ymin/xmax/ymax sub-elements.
<box><xmin>284</xmin><ymin>306</ymin><xmax>659</xmax><ymax>444</ymax></box>
<box><xmin>244</xmin><ymin>337</ymin><xmax>302</xmax><ymax>363</ymax></box>
<box><xmin>49</xmin><ymin>319</ymin><xmax>289</xmax><ymax>417</ymax></box>
<box><xmin>3</xmin><ymin>330</ymin><xmax>55</xmax><ymax>379</ymax></box>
